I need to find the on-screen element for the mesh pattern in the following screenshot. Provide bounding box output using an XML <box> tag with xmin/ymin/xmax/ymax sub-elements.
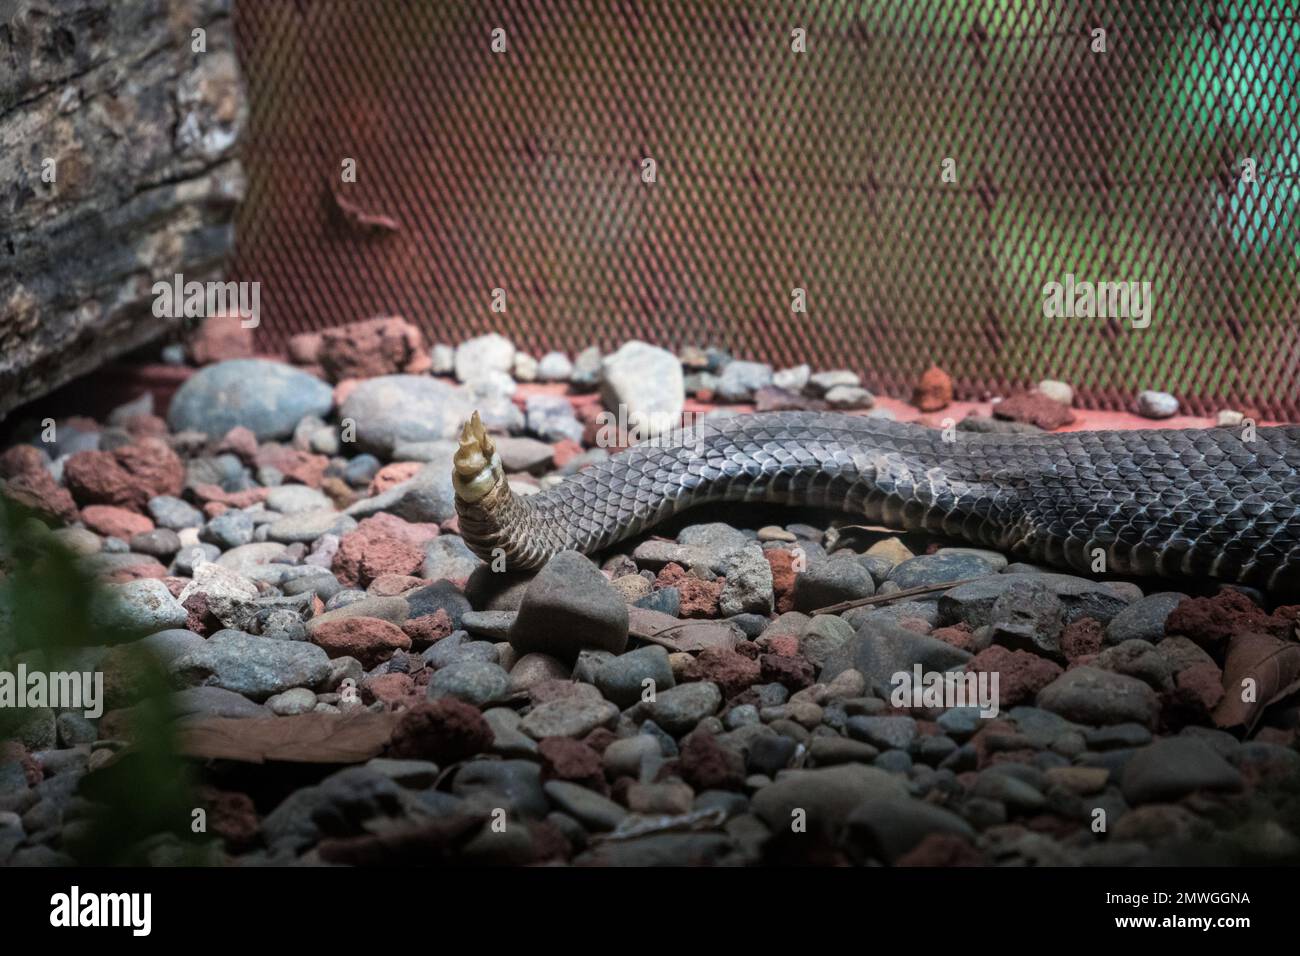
<box><xmin>230</xmin><ymin>1</ymin><xmax>1300</xmax><ymax>418</ymax></box>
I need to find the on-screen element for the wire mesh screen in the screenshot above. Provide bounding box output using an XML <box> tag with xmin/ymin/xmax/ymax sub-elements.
<box><xmin>230</xmin><ymin>1</ymin><xmax>1300</xmax><ymax>418</ymax></box>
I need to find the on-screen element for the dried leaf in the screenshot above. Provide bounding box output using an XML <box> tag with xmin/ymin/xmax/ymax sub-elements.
<box><xmin>177</xmin><ymin>711</ymin><xmax>400</xmax><ymax>764</ymax></box>
<box><xmin>1212</xmin><ymin>631</ymin><xmax>1300</xmax><ymax>733</ymax></box>
<box><xmin>627</xmin><ymin>607</ymin><xmax>740</xmax><ymax>653</ymax></box>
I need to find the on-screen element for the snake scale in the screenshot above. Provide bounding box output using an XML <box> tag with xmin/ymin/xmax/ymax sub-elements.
<box><xmin>452</xmin><ymin>410</ymin><xmax>1300</xmax><ymax>592</ymax></box>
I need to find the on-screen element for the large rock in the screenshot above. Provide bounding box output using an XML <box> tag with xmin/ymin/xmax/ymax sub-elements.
<box><xmin>1036</xmin><ymin>666</ymin><xmax>1161</xmax><ymax>728</ymax></box>
<box><xmin>170</xmin><ymin>630</ymin><xmax>332</xmax><ymax>701</ymax></box>
<box><xmin>939</xmin><ymin>573</ymin><xmax>1134</xmax><ymax>628</ymax></box>
<box><xmin>168</xmin><ymin>360</ymin><xmax>333</xmax><ymax>440</ymax></box>
<box><xmin>509</xmin><ymin>552</ymin><xmax>629</xmax><ymax>661</ymax></box>
<box><xmin>0</xmin><ymin>0</ymin><xmax>244</xmax><ymax>420</ymax></box>
<box><xmin>599</xmin><ymin>340</ymin><xmax>685</xmax><ymax>438</ymax></box>
<box><xmin>339</xmin><ymin>375</ymin><xmax>473</xmax><ymax>457</ymax></box>
<box><xmin>821</xmin><ymin>620</ymin><xmax>972</xmax><ymax>696</ymax></box>
<box><xmin>1120</xmin><ymin>737</ymin><xmax>1244</xmax><ymax>804</ymax></box>
<box><xmin>844</xmin><ymin>795</ymin><xmax>976</xmax><ymax>862</ymax></box>
<box><xmin>91</xmin><ymin>579</ymin><xmax>189</xmax><ymax>639</ymax></box>
<box><xmin>751</xmin><ymin>764</ymin><xmax>907</xmax><ymax>838</ymax></box>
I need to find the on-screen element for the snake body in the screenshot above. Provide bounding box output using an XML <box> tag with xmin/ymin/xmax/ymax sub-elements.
<box><xmin>452</xmin><ymin>411</ymin><xmax>1300</xmax><ymax>592</ymax></box>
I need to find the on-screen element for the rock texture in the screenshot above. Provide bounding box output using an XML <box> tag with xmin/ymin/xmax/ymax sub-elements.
<box><xmin>0</xmin><ymin>0</ymin><xmax>245</xmax><ymax>419</ymax></box>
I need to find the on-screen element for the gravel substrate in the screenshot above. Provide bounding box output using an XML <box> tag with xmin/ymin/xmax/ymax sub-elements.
<box><xmin>1</xmin><ymin>325</ymin><xmax>1296</xmax><ymax>867</ymax></box>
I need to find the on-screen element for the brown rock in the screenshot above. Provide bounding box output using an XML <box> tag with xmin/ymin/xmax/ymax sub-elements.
<box><xmin>187</xmin><ymin>314</ymin><xmax>256</xmax><ymax>365</ymax></box>
<box><xmin>967</xmin><ymin>644</ymin><xmax>1063</xmax><ymax>709</ymax></box>
<box><xmin>677</xmin><ymin>731</ymin><xmax>744</xmax><ymax>791</ymax></box>
<box><xmin>760</xmin><ymin>653</ymin><xmax>816</xmax><ymax>691</ymax></box>
<box><xmin>0</xmin><ymin>445</ymin><xmax>46</xmax><ymax>478</ymax></box>
<box><xmin>764</xmin><ymin>549</ymin><xmax>797</xmax><ymax>614</ymax></box>
<box><xmin>254</xmin><ymin>445</ymin><xmax>328</xmax><ymax>487</ymax></box>
<box><xmin>539</xmin><ymin>737</ymin><xmax>605</xmax><ymax>790</ymax></box>
<box><xmin>2</xmin><ymin>468</ymin><xmax>79</xmax><ymax>523</ymax></box>
<box><xmin>334</xmin><ymin>512</ymin><xmax>439</xmax><ymax>588</ymax></box>
<box><xmin>656</xmin><ymin>563</ymin><xmax>722</xmax><ymax>619</ymax></box>
<box><xmin>402</xmin><ymin>609</ymin><xmax>454</xmax><ymax>648</ymax></box>
<box><xmin>361</xmin><ymin>672</ymin><xmax>417</xmax><ymax>707</ymax></box>
<box><xmin>690</xmin><ymin>646</ymin><xmax>762</xmax><ymax>699</ymax></box>
<box><xmin>287</xmin><ymin>331</ymin><xmax>324</xmax><ymax>365</ymax></box>
<box><xmin>310</xmin><ymin>616</ymin><xmax>412</xmax><ymax>669</ymax></box>
<box><xmin>389</xmin><ymin>699</ymin><xmax>493</xmax><ymax>762</ymax></box>
<box><xmin>992</xmin><ymin>390</ymin><xmax>1076</xmax><ymax>430</ymax></box>
<box><xmin>216</xmin><ymin>426</ymin><xmax>259</xmax><ymax>462</ymax></box>
<box><xmin>80</xmin><ymin>505</ymin><xmax>154</xmax><ymax>540</ymax></box>
<box><xmin>912</xmin><ymin>365</ymin><xmax>954</xmax><ymax>412</ymax></box>
<box><xmin>1164</xmin><ymin>589</ymin><xmax>1293</xmax><ymax>650</ymax></box>
<box><xmin>368</xmin><ymin>461</ymin><xmax>421</xmax><ymax>496</ymax></box>
<box><xmin>1060</xmin><ymin>617</ymin><xmax>1104</xmax><ymax>661</ymax></box>
<box><xmin>318</xmin><ymin>316</ymin><xmax>430</xmax><ymax>382</ymax></box>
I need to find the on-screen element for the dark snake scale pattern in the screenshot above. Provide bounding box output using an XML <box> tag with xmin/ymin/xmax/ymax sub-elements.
<box><xmin>455</xmin><ymin>411</ymin><xmax>1300</xmax><ymax>592</ymax></box>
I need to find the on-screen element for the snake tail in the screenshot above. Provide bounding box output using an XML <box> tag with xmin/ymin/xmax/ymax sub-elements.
<box><xmin>452</xmin><ymin>409</ymin><xmax>1300</xmax><ymax>592</ymax></box>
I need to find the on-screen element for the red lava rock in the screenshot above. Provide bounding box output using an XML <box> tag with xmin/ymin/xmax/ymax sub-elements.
<box><xmin>656</xmin><ymin>563</ymin><xmax>722</xmax><ymax>618</ymax></box>
<box><xmin>101</xmin><ymin>558</ymin><xmax>170</xmax><ymax>582</ymax></box>
<box><xmin>582</xmin><ymin>727</ymin><xmax>617</xmax><ymax>755</ymax></box>
<box><xmin>216</xmin><ymin>426</ymin><xmax>259</xmax><ymax>462</ymax></box>
<box><xmin>334</xmin><ymin>512</ymin><xmax>439</xmax><ymax>587</ymax></box>
<box><xmin>368</xmin><ymin>574</ymin><xmax>427</xmax><ymax>596</ymax></box>
<box><xmin>552</xmin><ymin>439</ymin><xmax>584</xmax><ymax>469</ymax></box>
<box><xmin>389</xmin><ymin>699</ymin><xmax>493</xmax><ymax>763</ymax></box>
<box><xmin>966</xmin><ymin>644</ymin><xmax>1063</xmax><ymax>709</ymax></box>
<box><xmin>123</xmin><ymin>413</ymin><xmax>170</xmax><ymax>439</ymax></box>
<box><xmin>183</xmin><ymin>591</ymin><xmax>217</xmax><ymax>636</ymax></box>
<box><xmin>764</xmin><ymin>549</ymin><xmax>797</xmax><ymax>613</ymax></box>
<box><xmin>402</xmin><ymin>608</ymin><xmax>454</xmax><ymax>647</ymax></box>
<box><xmin>912</xmin><ymin>365</ymin><xmax>954</xmax><ymax>413</ymax></box>
<box><xmin>932</xmin><ymin>622</ymin><xmax>978</xmax><ymax>652</ymax></box>
<box><xmin>760</xmin><ymin>653</ymin><xmax>816</xmax><ymax>691</ymax></box>
<box><xmin>368</xmin><ymin>461</ymin><xmax>421</xmax><ymax>496</ymax></box>
<box><xmin>255</xmin><ymin>445</ymin><xmax>328</xmax><ymax>487</ymax></box>
<box><xmin>0</xmin><ymin>444</ymin><xmax>45</xmax><ymax>477</ymax></box>
<box><xmin>761</xmin><ymin>633</ymin><xmax>801</xmax><ymax>658</ymax></box>
<box><xmin>895</xmin><ymin>832</ymin><xmax>983</xmax><ymax>866</ymax></box>
<box><xmin>1060</xmin><ymin>617</ymin><xmax>1105</xmax><ymax>661</ymax></box>
<box><xmin>1164</xmin><ymin>589</ymin><xmax>1294</xmax><ymax>650</ymax></box>
<box><xmin>318</xmin><ymin>316</ymin><xmax>430</xmax><ymax>382</ymax></box>
<box><xmin>992</xmin><ymin>390</ymin><xmax>1076</xmax><ymax>430</ymax></box>
<box><xmin>310</xmin><ymin>616</ymin><xmax>411</xmax><ymax>668</ymax></box>
<box><xmin>197</xmin><ymin>786</ymin><xmax>258</xmax><ymax>846</ymax></box>
<box><xmin>191</xmin><ymin>483</ymin><xmax>269</xmax><ymax>509</ymax></box>
<box><xmin>63</xmin><ymin>450</ymin><xmax>138</xmax><ymax>509</ymax></box>
<box><xmin>2</xmin><ymin>468</ymin><xmax>79</xmax><ymax>523</ymax></box>
<box><xmin>677</xmin><ymin>731</ymin><xmax>745</xmax><ymax>791</ymax></box>
<box><xmin>187</xmin><ymin>314</ymin><xmax>256</xmax><ymax>365</ymax></box>
<box><xmin>539</xmin><ymin>737</ymin><xmax>606</xmax><ymax>790</ymax></box>
<box><xmin>527</xmin><ymin>819</ymin><xmax>572</xmax><ymax>863</ymax></box>
<box><xmin>362</xmin><ymin>672</ymin><xmax>416</xmax><ymax>707</ymax></box>
<box><xmin>161</xmin><ymin>576</ymin><xmax>189</xmax><ymax>598</ymax></box>
<box><xmin>65</xmin><ymin>439</ymin><xmax>184</xmax><ymax>511</ymax></box>
<box><xmin>114</xmin><ymin>438</ymin><xmax>185</xmax><ymax>499</ymax></box>
<box><xmin>1162</xmin><ymin>661</ymin><xmax>1225</xmax><ymax>726</ymax></box>
<box><xmin>287</xmin><ymin>331</ymin><xmax>324</xmax><ymax>365</ymax></box>
<box><xmin>692</xmin><ymin>646</ymin><xmax>763</xmax><ymax>699</ymax></box>
<box><xmin>80</xmin><ymin>505</ymin><xmax>154</xmax><ymax>540</ymax></box>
